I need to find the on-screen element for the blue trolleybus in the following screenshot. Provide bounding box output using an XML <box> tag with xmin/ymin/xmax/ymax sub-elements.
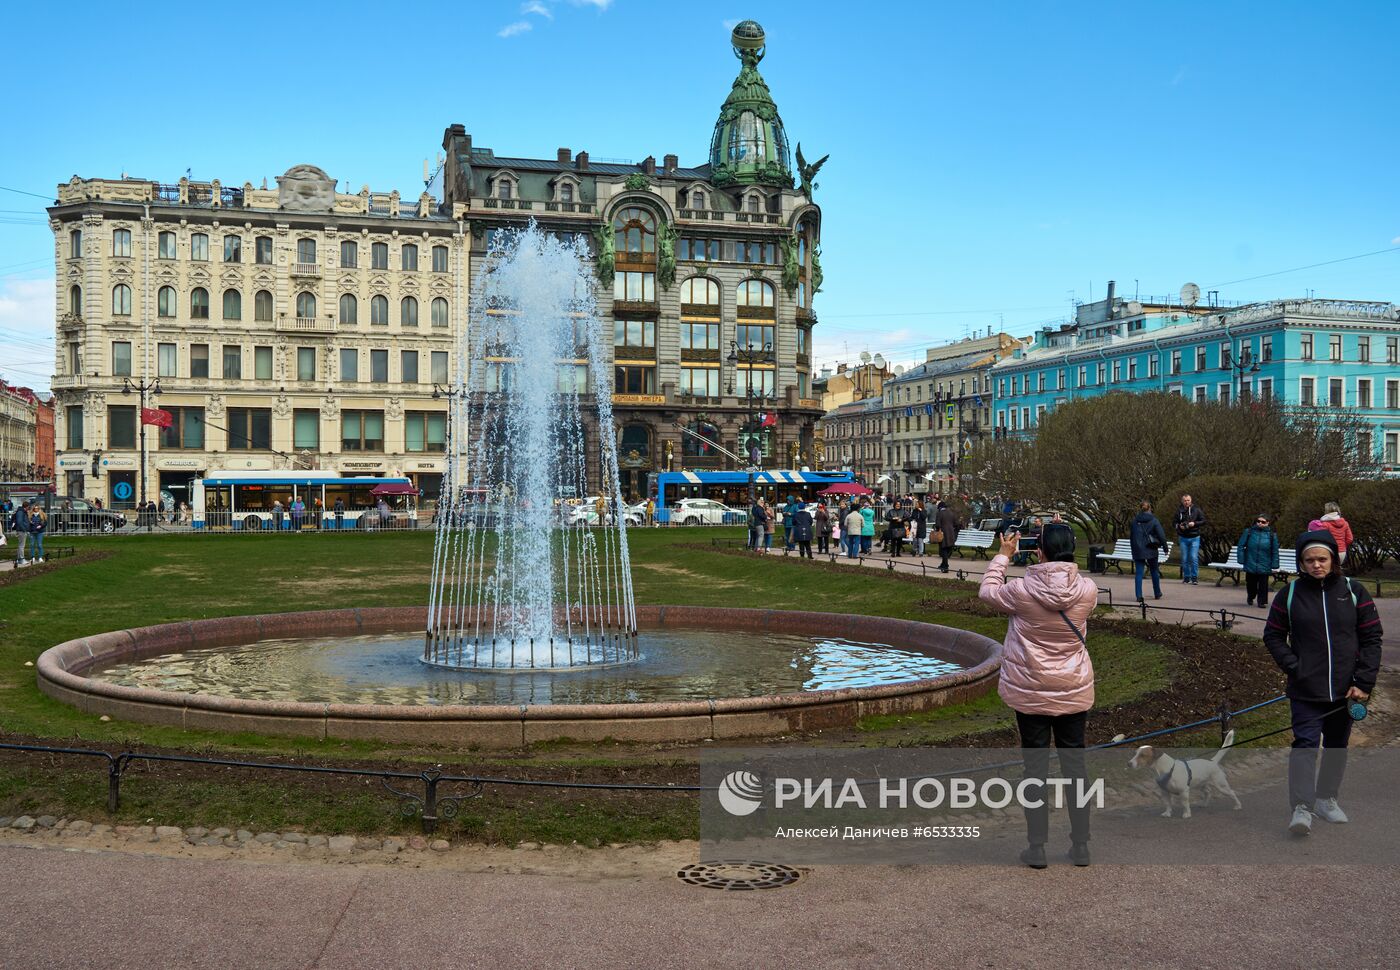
<box><xmin>192</xmin><ymin>471</ymin><xmax>416</xmax><ymax>530</ymax></box>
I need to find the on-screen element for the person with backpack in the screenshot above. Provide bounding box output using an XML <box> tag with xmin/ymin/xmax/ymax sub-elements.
<box><xmin>1129</xmin><ymin>500</ymin><xmax>1168</xmax><ymax>603</ymax></box>
<box><xmin>1236</xmin><ymin>512</ymin><xmax>1280</xmax><ymax>608</ymax></box>
<box><xmin>1263</xmin><ymin>530</ymin><xmax>1383</xmax><ymax>837</ymax></box>
<box><xmin>10</xmin><ymin>500</ymin><xmax>32</xmax><ymax>566</ymax></box>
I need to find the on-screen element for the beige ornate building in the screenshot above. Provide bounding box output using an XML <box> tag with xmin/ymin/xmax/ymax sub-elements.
<box><xmin>48</xmin><ymin>170</ymin><xmax>461</xmax><ymax>508</ymax></box>
<box><xmin>47</xmin><ymin>20</ymin><xmax>824</xmax><ymax>508</ymax></box>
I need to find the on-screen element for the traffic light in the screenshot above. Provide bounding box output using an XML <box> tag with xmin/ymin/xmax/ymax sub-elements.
<box><xmin>90</xmin><ymin>452</ymin><xmax>102</xmax><ymax>478</ymax></box>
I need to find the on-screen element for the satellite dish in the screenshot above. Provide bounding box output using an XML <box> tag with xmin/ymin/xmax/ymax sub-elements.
<box><xmin>894</xmin><ymin>364</ymin><xmax>905</xmax><ymax>375</ymax></box>
<box><xmin>1180</xmin><ymin>283</ymin><xmax>1201</xmax><ymax>307</ymax></box>
<box><xmin>859</xmin><ymin>351</ymin><xmax>872</xmax><ymax>364</ymax></box>
<box><xmin>1125</xmin><ymin>300</ymin><xmax>1143</xmax><ymax>316</ymax></box>
<box><xmin>873</xmin><ymin>354</ymin><xmax>886</xmax><ymax>367</ymax></box>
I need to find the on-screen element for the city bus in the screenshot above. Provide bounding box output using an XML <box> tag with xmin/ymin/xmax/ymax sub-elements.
<box><xmin>647</xmin><ymin>470</ymin><xmax>856</xmax><ymax>523</ymax></box>
<box><xmin>191</xmin><ymin>471</ymin><xmax>416</xmax><ymax>530</ymax></box>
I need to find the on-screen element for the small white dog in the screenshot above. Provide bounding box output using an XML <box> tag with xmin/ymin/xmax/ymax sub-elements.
<box><xmin>1128</xmin><ymin>729</ymin><xmax>1242</xmax><ymax>819</ymax></box>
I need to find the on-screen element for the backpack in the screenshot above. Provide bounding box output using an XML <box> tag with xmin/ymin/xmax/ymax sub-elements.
<box><xmin>1286</xmin><ymin>577</ymin><xmax>1357</xmax><ymax>616</ymax></box>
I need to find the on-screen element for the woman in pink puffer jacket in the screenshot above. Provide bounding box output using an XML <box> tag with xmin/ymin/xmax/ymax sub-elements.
<box><xmin>979</xmin><ymin>522</ymin><xmax>1099</xmax><ymax>869</ymax></box>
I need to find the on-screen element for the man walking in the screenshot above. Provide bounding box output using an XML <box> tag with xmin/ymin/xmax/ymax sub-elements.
<box><xmin>844</xmin><ymin>504</ymin><xmax>864</xmax><ymax>559</ymax></box>
<box><xmin>10</xmin><ymin>500</ymin><xmax>31</xmax><ymax>567</ymax></box>
<box><xmin>1173</xmin><ymin>493</ymin><xmax>1206</xmax><ymax>585</ymax></box>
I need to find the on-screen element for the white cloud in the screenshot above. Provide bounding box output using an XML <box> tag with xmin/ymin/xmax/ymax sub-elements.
<box><xmin>498</xmin><ymin>20</ymin><xmax>533</xmax><ymax>37</ymax></box>
<box><xmin>0</xmin><ymin>278</ymin><xmax>55</xmax><ymax>388</ymax></box>
<box><xmin>1391</xmin><ymin>235</ymin><xmax>1400</xmax><ymax>246</ymax></box>
<box><xmin>521</xmin><ymin>0</ymin><xmax>552</xmax><ymax>17</ymax></box>
<box><xmin>568</xmin><ymin>0</ymin><xmax>613</xmax><ymax>9</ymax></box>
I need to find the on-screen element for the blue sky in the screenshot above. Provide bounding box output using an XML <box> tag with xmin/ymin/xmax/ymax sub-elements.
<box><xmin>2</xmin><ymin>0</ymin><xmax>1398</xmax><ymax>390</ymax></box>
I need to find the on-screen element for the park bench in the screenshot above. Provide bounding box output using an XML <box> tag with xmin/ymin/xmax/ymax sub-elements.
<box><xmin>1096</xmin><ymin>538</ymin><xmax>1175</xmax><ymax>574</ymax></box>
<box><xmin>951</xmin><ymin>529</ymin><xmax>996</xmax><ymax>559</ymax></box>
<box><xmin>1207</xmin><ymin>548</ymin><xmax>1298</xmax><ymax>586</ymax></box>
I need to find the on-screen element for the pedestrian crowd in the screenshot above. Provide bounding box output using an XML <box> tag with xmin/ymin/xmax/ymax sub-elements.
<box><xmin>745</xmin><ymin>492</ymin><xmax>966</xmax><ymax>573</ymax></box>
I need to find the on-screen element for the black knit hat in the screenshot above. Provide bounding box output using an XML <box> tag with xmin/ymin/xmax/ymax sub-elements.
<box><xmin>1040</xmin><ymin>523</ymin><xmax>1077</xmax><ymax>563</ymax></box>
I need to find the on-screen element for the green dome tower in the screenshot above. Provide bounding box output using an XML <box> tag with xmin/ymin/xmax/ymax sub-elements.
<box><xmin>708</xmin><ymin>21</ymin><xmax>794</xmax><ymax>188</ymax></box>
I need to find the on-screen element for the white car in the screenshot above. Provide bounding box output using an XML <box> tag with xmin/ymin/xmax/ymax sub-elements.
<box><xmin>671</xmin><ymin>498</ymin><xmax>745</xmax><ymax>526</ymax></box>
<box><xmin>567</xmin><ymin>498</ymin><xmax>642</xmax><ymax>527</ymax></box>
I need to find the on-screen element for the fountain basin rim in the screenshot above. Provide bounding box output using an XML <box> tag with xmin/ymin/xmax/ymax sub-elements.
<box><xmin>35</xmin><ymin>607</ymin><xmax>1003</xmax><ymax>745</ymax></box>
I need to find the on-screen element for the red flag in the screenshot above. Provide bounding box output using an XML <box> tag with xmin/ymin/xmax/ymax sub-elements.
<box><xmin>141</xmin><ymin>407</ymin><xmax>173</xmax><ymax>428</ymax></box>
<box><xmin>760</xmin><ymin>411</ymin><xmax>778</xmax><ymax>427</ymax></box>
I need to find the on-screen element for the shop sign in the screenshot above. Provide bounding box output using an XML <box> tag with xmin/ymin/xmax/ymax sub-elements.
<box><xmin>57</xmin><ymin>455</ymin><xmax>88</xmax><ymax>468</ymax></box>
<box><xmin>341</xmin><ymin>460</ymin><xmax>385</xmax><ymax>470</ymax></box>
<box><xmin>101</xmin><ymin>457</ymin><xmax>137</xmax><ymax>469</ymax></box>
<box><xmin>156</xmin><ymin>457</ymin><xmax>202</xmax><ymax>470</ymax></box>
<box><xmin>415</xmin><ymin>462</ymin><xmax>442</xmax><ymax>470</ymax></box>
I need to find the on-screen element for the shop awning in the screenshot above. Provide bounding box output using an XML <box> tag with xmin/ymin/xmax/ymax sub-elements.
<box><xmin>370</xmin><ymin>482</ymin><xmax>419</xmax><ymax>496</ymax></box>
<box><xmin>816</xmin><ymin>482</ymin><xmax>873</xmax><ymax>496</ymax></box>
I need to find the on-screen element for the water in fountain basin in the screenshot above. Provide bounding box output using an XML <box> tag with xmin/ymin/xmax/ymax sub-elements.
<box><xmin>425</xmin><ymin>224</ymin><xmax>637</xmax><ymax>669</ymax></box>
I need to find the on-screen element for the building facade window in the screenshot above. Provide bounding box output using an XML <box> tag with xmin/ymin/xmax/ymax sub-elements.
<box><xmin>222</xmin><ymin>289</ymin><xmax>241</xmax><ymax>320</ymax></box>
<box><xmin>1195</xmin><ymin>346</ymin><xmax>1206</xmax><ymax>371</ymax></box>
<box><xmin>1300</xmin><ymin>377</ymin><xmax>1315</xmax><ymax>406</ymax></box>
<box><xmin>112</xmin><ymin>229</ymin><xmax>131</xmax><ymax>257</ymax></box>
<box><xmin>108</xmin><ymin>406</ymin><xmax>136</xmax><ymax>449</ymax></box>
<box><xmin>1300</xmin><ymin>333</ymin><xmax>1314</xmax><ymax>360</ymax></box>
<box><xmin>69</xmin><ymin>229</ymin><xmax>82</xmax><ymax>259</ymax></box>
<box><xmin>431</xmin><ymin>351</ymin><xmax>449</xmax><ymax>384</ymax></box>
<box><xmin>66</xmin><ymin>406</ymin><xmax>83</xmax><ymax>449</ymax></box>
<box><xmin>1329</xmin><ymin>334</ymin><xmax>1342</xmax><ymax>361</ymax></box>
<box><xmin>680</xmin><ymin>366</ymin><xmax>720</xmax><ymax>398</ymax></box>
<box><xmin>679</xmin><ymin>237</ymin><xmax>720</xmax><ymax>261</ymax></box>
<box><xmin>223</xmin><ymin>235</ymin><xmax>241</xmax><ymax>262</ymax></box>
<box><xmin>158</xmin><ymin>231</ymin><xmax>177</xmax><ymax>259</ymax></box>
<box><xmin>155</xmin><ymin>285</ymin><xmax>175</xmax><ymax>318</ymax></box>
<box><xmin>1358</xmin><ymin>378</ymin><xmax>1372</xmax><ymax>408</ymax></box>
<box><xmin>614</xmin><ymin>207</ymin><xmax>656</xmax><ymax>254</ymax></box>
<box><xmin>682</xmin><ymin>322</ymin><xmax>719</xmax><ymax>351</ymax></box>
<box><xmin>191</xmin><ymin>344</ymin><xmax>209</xmax><ymax>378</ymax></box>
<box><xmin>339</xmin><ymin>348</ymin><xmax>358</xmax><ymax>382</ymax></box>
<box><xmin>432</xmin><ymin>245</ymin><xmax>449</xmax><ymax>272</ymax></box>
<box><xmin>293</xmin><ymin>409</ymin><xmax>319</xmax><ymax>449</ymax></box>
<box><xmin>1358</xmin><ymin>336</ymin><xmax>1370</xmax><ymax>363</ymax></box>
<box><xmin>1330</xmin><ymin>378</ymin><xmax>1344</xmax><ymax>407</ymax></box>
<box><xmin>401</xmin><ymin>244</ymin><xmax>418</xmax><ymax>271</ymax></box>
<box><xmin>614</xmin><ymin>364</ymin><xmax>656</xmax><ymax>395</ymax></box>
<box><xmin>737</xmin><ymin>279</ymin><xmax>775</xmax><ymax>307</ymax></box>
<box><xmin>401</xmin><ymin>296</ymin><xmax>418</xmax><ymax>327</ymax></box>
<box><xmin>255</xmin><ymin>236</ymin><xmax>273</xmax><ymax>264</ymax></box>
<box><xmin>158</xmin><ymin>342</ymin><xmax>177</xmax><ymax>378</ymax></box>
<box><xmin>296</xmin><ymin>238</ymin><xmax>316</xmax><ymax>264</ymax></box>
<box><xmin>191</xmin><ymin>287</ymin><xmax>210</xmax><ymax>319</ymax></box>
<box><xmin>340</xmin><ymin>240</ymin><xmax>357</xmax><ymax>268</ymax></box>
<box><xmin>431</xmin><ymin>297</ymin><xmax>449</xmax><ymax>327</ymax></box>
<box><xmin>1387</xmin><ymin>379</ymin><xmax>1400</xmax><ymax>409</ymax></box>
<box><xmin>69</xmin><ymin>284</ymin><xmax>82</xmax><ymax>316</ymax></box>
<box><xmin>1387</xmin><ymin>337</ymin><xmax>1399</xmax><ymax>364</ymax></box>
<box><xmin>341</xmin><ymin>410</ymin><xmax>384</xmax><ymax>451</ymax></box>
<box><xmin>227</xmin><ymin>408</ymin><xmax>272</xmax><ymax>450</ymax></box>
<box><xmin>222</xmin><ymin>345</ymin><xmax>242</xmax><ymax>379</ymax></box>
<box><xmin>191</xmin><ymin>233</ymin><xmax>208</xmax><ymax>261</ymax></box>
<box><xmin>613</xmin><ymin>271</ymin><xmax>655</xmax><ymax>302</ymax></box>
<box><xmin>371</xmin><ymin>241</ymin><xmax>388</xmax><ymax>269</ymax></box>
<box><xmin>297</xmin><ymin>347</ymin><xmax>316</xmax><ymax>381</ymax></box>
<box><xmin>401</xmin><ymin>350</ymin><xmax>418</xmax><ymax>384</ymax></box>
<box><xmin>614</xmin><ymin>319</ymin><xmax>656</xmax><ymax>352</ymax></box>
<box><xmin>1261</xmin><ymin>335</ymin><xmax>1273</xmax><ymax>361</ymax></box>
<box><xmin>254</xmin><ymin>345</ymin><xmax>272</xmax><ymax>380</ymax></box>
<box><xmin>404</xmin><ymin>412</ymin><xmax>447</xmax><ymax>452</ymax></box>
<box><xmin>159</xmin><ymin>407</ymin><xmax>205</xmax><ymax>449</ymax></box>
<box><xmin>370</xmin><ymin>348</ymin><xmax>389</xmax><ymax>383</ymax></box>
<box><xmin>112</xmin><ymin>341</ymin><xmax>132</xmax><ymax>377</ymax></box>
<box><xmin>255</xmin><ymin>290</ymin><xmax>273</xmax><ymax>322</ymax></box>
<box><xmin>370</xmin><ymin>294</ymin><xmax>389</xmax><ymax>326</ymax></box>
<box><xmin>339</xmin><ymin>293</ymin><xmax>358</xmax><ymax>325</ymax></box>
<box><xmin>112</xmin><ymin>284</ymin><xmax>132</xmax><ymax>315</ymax></box>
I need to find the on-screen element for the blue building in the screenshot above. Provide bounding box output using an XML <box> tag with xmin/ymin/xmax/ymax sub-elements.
<box><xmin>990</xmin><ymin>291</ymin><xmax>1400</xmax><ymax>475</ymax></box>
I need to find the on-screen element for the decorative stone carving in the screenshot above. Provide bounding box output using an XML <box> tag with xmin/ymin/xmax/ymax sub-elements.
<box><xmin>276</xmin><ymin>165</ymin><xmax>336</xmax><ymax>212</ymax></box>
<box><xmin>85</xmin><ymin>391</ymin><xmax>107</xmax><ymax>416</ymax></box>
<box><xmin>321</xmin><ymin>394</ymin><xmax>340</xmax><ymax>419</ymax></box>
<box><xmin>272</xmin><ymin>393</ymin><xmax>291</xmax><ymax>418</ymax></box>
<box><xmin>385</xmin><ymin>397</ymin><xmax>403</xmax><ymax>420</ymax></box>
<box><xmin>205</xmin><ymin>393</ymin><xmax>225</xmax><ymax>418</ymax></box>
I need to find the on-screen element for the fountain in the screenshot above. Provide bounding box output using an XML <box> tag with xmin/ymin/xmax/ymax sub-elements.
<box><xmin>35</xmin><ymin>231</ymin><xmax>1002</xmax><ymax>746</ymax></box>
<box><xmin>424</xmin><ymin>225</ymin><xmax>637</xmax><ymax>670</ymax></box>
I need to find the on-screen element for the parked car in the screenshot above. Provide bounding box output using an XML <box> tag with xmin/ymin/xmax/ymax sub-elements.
<box><xmin>567</xmin><ymin>498</ymin><xmax>642</xmax><ymax>527</ymax></box>
<box><xmin>671</xmin><ymin>498</ymin><xmax>746</xmax><ymax>526</ymax></box>
<box><xmin>42</xmin><ymin>496</ymin><xmax>127</xmax><ymax>534</ymax></box>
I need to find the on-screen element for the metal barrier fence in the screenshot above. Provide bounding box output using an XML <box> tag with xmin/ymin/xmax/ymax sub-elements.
<box><xmin>0</xmin><ymin>691</ymin><xmax>1296</xmax><ymax>833</ymax></box>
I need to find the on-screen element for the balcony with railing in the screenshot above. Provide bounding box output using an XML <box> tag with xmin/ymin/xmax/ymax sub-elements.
<box><xmin>292</xmin><ymin>262</ymin><xmax>321</xmax><ymax>277</ymax></box>
<box><xmin>277</xmin><ymin>316</ymin><xmax>335</xmax><ymax>334</ymax></box>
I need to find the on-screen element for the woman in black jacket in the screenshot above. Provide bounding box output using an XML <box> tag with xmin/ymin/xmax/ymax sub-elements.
<box><xmin>1128</xmin><ymin>500</ymin><xmax>1168</xmax><ymax>602</ymax></box>
<box><xmin>1263</xmin><ymin>530</ymin><xmax>1383</xmax><ymax>836</ymax></box>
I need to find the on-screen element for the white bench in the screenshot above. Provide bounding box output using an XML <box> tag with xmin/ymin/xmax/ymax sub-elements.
<box><xmin>1096</xmin><ymin>538</ymin><xmax>1175</xmax><ymax>573</ymax></box>
<box><xmin>1208</xmin><ymin>548</ymin><xmax>1298</xmax><ymax>586</ymax></box>
<box><xmin>952</xmin><ymin>528</ymin><xmax>996</xmax><ymax>559</ymax></box>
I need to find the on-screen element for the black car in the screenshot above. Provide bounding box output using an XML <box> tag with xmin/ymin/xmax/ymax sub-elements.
<box><xmin>41</xmin><ymin>496</ymin><xmax>127</xmax><ymax>534</ymax></box>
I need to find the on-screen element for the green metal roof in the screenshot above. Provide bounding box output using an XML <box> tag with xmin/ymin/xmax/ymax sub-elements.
<box><xmin>708</xmin><ymin>21</ymin><xmax>793</xmax><ymax>188</ymax></box>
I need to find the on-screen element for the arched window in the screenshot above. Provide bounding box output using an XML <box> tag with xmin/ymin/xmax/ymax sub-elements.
<box><xmin>679</xmin><ymin>277</ymin><xmax>720</xmax><ymax>305</ymax></box>
<box><xmin>431</xmin><ymin>297</ymin><xmax>449</xmax><ymax>327</ymax></box>
<box><xmin>432</xmin><ymin>245</ymin><xmax>449</xmax><ymax>272</ymax></box>
<box><xmin>296</xmin><ymin>291</ymin><xmax>317</xmax><ymax>320</ymax></box>
<box><xmin>370</xmin><ymin>294</ymin><xmax>388</xmax><ymax>325</ymax></box>
<box><xmin>296</xmin><ymin>238</ymin><xmax>317</xmax><ymax>264</ymax></box>
<box><xmin>69</xmin><ymin>284</ymin><xmax>82</xmax><ymax>315</ymax></box>
<box><xmin>339</xmin><ymin>293</ymin><xmax>358</xmax><ymax>325</ymax></box>
<box><xmin>112</xmin><ymin>284</ymin><xmax>132</xmax><ymax>314</ymax></box>
<box><xmin>69</xmin><ymin>229</ymin><xmax>82</xmax><ymax>259</ymax></box>
<box><xmin>619</xmin><ymin>424</ymin><xmax>650</xmax><ymax>459</ymax></box>
<box><xmin>190</xmin><ymin>232</ymin><xmax>209</xmax><ymax>261</ymax></box>
<box><xmin>612</xmin><ymin>206</ymin><xmax>656</xmax><ymax>254</ymax></box>
<box><xmin>158</xmin><ymin>231</ymin><xmax>177</xmax><ymax>259</ymax></box>
<box><xmin>737</xmin><ymin>279</ymin><xmax>775</xmax><ymax>308</ymax></box>
<box><xmin>682</xmin><ymin>419</ymin><xmax>721</xmax><ymax>458</ymax></box>
<box><xmin>747</xmin><ymin>194</ymin><xmax>760</xmax><ymax>214</ymax></box>
<box><xmin>728</xmin><ymin>111</ymin><xmax>767</xmax><ymax>161</ymax></box>
<box><xmin>222</xmin><ymin>289</ymin><xmax>241</xmax><ymax>320</ymax></box>
<box><xmin>401</xmin><ymin>296</ymin><xmax>418</xmax><ymax>327</ymax></box>
<box><xmin>157</xmin><ymin>286</ymin><xmax>176</xmax><ymax>318</ymax></box>
<box><xmin>190</xmin><ymin>287</ymin><xmax>209</xmax><ymax>319</ymax></box>
<box><xmin>340</xmin><ymin>240</ymin><xmax>357</xmax><ymax>268</ymax></box>
<box><xmin>401</xmin><ymin>243</ymin><xmax>418</xmax><ymax>270</ymax></box>
<box><xmin>254</xmin><ymin>290</ymin><xmax>273</xmax><ymax>322</ymax></box>
<box><xmin>690</xmin><ymin>190</ymin><xmax>705</xmax><ymax>210</ymax></box>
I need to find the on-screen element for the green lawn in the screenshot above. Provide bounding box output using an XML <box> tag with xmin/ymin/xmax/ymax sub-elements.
<box><xmin>0</xmin><ymin>527</ymin><xmax>1209</xmax><ymax>841</ymax></box>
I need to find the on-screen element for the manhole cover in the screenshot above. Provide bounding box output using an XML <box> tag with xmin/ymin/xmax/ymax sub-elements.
<box><xmin>677</xmin><ymin>861</ymin><xmax>803</xmax><ymax>890</ymax></box>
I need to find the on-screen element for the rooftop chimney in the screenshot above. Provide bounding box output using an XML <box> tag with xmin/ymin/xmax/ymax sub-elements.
<box><xmin>641</xmin><ymin>155</ymin><xmax>656</xmax><ymax>175</ymax></box>
<box><xmin>557</xmin><ymin>147</ymin><xmax>572</xmax><ymax>164</ymax></box>
<box><xmin>575</xmin><ymin>151</ymin><xmax>589</xmax><ymax>171</ymax></box>
<box><xmin>1106</xmin><ymin>280</ymin><xmax>1116</xmax><ymax>307</ymax></box>
<box><xmin>663</xmin><ymin>153</ymin><xmax>678</xmax><ymax>172</ymax></box>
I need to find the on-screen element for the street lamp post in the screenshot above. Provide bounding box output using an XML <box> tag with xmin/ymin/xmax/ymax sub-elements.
<box><xmin>728</xmin><ymin>339</ymin><xmax>774</xmax><ymax>503</ymax></box>
<box><xmin>1225</xmin><ymin>345</ymin><xmax>1261</xmax><ymax>403</ymax></box>
<box><xmin>120</xmin><ymin>376</ymin><xmax>161</xmax><ymax>516</ymax></box>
